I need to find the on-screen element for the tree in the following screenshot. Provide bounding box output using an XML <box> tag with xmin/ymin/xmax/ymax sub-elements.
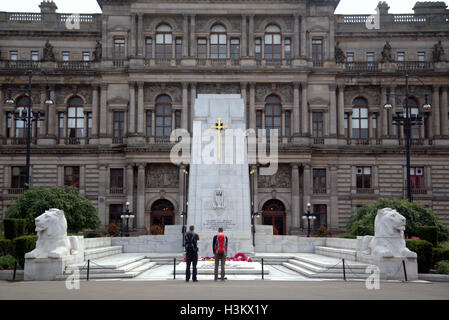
<box><xmin>347</xmin><ymin>198</ymin><xmax>449</xmax><ymax>242</ymax></box>
<box><xmin>5</xmin><ymin>186</ymin><xmax>101</xmax><ymax>233</ymax></box>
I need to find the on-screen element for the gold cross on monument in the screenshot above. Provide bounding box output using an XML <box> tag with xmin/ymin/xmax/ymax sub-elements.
<box><xmin>210</xmin><ymin>117</ymin><xmax>228</xmax><ymax>160</ymax></box>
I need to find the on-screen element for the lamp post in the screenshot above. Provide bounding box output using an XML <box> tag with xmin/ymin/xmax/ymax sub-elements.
<box><xmin>249</xmin><ymin>167</ymin><xmax>260</xmax><ymax>247</ymax></box>
<box><xmin>383</xmin><ymin>73</ymin><xmax>431</xmax><ymax>203</ymax></box>
<box><xmin>180</xmin><ymin>168</ymin><xmax>188</xmax><ymax>247</ymax></box>
<box><xmin>5</xmin><ymin>70</ymin><xmax>53</xmax><ymax>190</ymax></box>
<box><xmin>302</xmin><ymin>203</ymin><xmax>316</xmax><ymax>237</ymax></box>
<box><xmin>120</xmin><ymin>201</ymin><xmax>135</xmax><ymax>237</ymax></box>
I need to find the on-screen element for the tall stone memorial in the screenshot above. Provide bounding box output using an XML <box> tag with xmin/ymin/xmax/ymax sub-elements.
<box><xmin>187</xmin><ymin>94</ymin><xmax>253</xmax><ymax>257</ymax></box>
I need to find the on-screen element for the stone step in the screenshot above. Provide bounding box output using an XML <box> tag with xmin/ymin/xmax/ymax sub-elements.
<box><xmin>314</xmin><ymin>246</ymin><xmax>358</xmax><ymax>261</ymax></box>
<box><xmin>293</xmin><ymin>254</ymin><xmax>368</xmax><ymax>271</ymax></box>
<box><xmin>282</xmin><ymin>262</ymin><xmax>369</xmax><ymax>279</ymax></box>
<box><xmin>66</xmin><ymin>257</ymin><xmax>151</xmax><ymax>274</ymax></box>
<box><xmin>84</xmin><ymin>246</ymin><xmax>123</xmax><ymax>261</ymax></box>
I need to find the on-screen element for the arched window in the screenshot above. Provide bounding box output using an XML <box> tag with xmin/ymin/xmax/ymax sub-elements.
<box><xmin>265</xmin><ymin>95</ymin><xmax>282</xmax><ymax>136</ymax></box>
<box><xmin>262</xmin><ymin>199</ymin><xmax>286</xmax><ymax>235</ymax></box>
<box><xmin>210</xmin><ymin>24</ymin><xmax>227</xmax><ymax>59</ymax></box>
<box><xmin>67</xmin><ymin>96</ymin><xmax>84</xmax><ymax>138</ymax></box>
<box><xmin>352</xmin><ymin>97</ymin><xmax>369</xmax><ymax>139</ymax></box>
<box><xmin>155</xmin><ymin>24</ymin><xmax>172</xmax><ymax>59</ymax></box>
<box><xmin>155</xmin><ymin>95</ymin><xmax>172</xmax><ymax>137</ymax></box>
<box><xmin>264</xmin><ymin>25</ymin><xmax>281</xmax><ymax>60</ymax></box>
<box><xmin>408</xmin><ymin>97</ymin><xmax>420</xmax><ymax>138</ymax></box>
<box><xmin>15</xmin><ymin>96</ymin><xmax>30</xmax><ymax>138</ymax></box>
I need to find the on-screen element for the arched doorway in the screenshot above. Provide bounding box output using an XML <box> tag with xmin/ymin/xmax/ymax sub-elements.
<box><xmin>150</xmin><ymin>199</ymin><xmax>175</xmax><ymax>231</ymax></box>
<box><xmin>262</xmin><ymin>199</ymin><xmax>286</xmax><ymax>235</ymax></box>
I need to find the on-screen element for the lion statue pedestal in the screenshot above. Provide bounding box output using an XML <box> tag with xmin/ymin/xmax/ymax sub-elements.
<box><xmin>358</xmin><ymin>208</ymin><xmax>418</xmax><ymax>281</ymax></box>
<box><xmin>24</xmin><ymin>208</ymin><xmax>84</xmax><ymax>281</ymax></box>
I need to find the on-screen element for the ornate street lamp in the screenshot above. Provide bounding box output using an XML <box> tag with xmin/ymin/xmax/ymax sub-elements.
<box><xmin>120</xmin><ymin>201</ymin><xmax>135</xmax><ymax>237</ymax></box>
<box><xmin>4</xmin><ymin>70</ymin><xmax>53</xmax><ymax>190</ymax></box>
<box><xmin>383</xmin><ymin>73</ymin><xmax>431</xmax><ymax>202</ymax></box>
<box><xmin>302</xmin><ymin>203</ymin><xmax>316</xmax><ymax>237</ymax></box>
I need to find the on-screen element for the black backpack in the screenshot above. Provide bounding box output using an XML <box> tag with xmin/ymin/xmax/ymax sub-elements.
<box><xmin>185</xmin><ymin>232</ymin><xmax>197</xmax><ymax>252</ymax></box>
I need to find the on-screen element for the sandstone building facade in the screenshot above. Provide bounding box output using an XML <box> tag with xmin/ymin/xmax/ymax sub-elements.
<box><xmin>0</xmin><ymin>0</ymin><xmax>448</xmax><ymax>234</ymax></box>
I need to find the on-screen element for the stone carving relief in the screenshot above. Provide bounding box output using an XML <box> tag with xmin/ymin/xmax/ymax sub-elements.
<box><xmin>258</xmin><ymin>164</ymin><xmax>291</xmax><ymax>188</ymax></box>
<box><xmin>255</xmin><ymin>84</ymin><xmax>292</xmax><ymax>104</ymax></box>
<box><xmin>146</xmin><ymin>164</ymin><xmax>179</xmax><ymax>188</ymax></box>
<box><xmin>197</xmin><ymin>83</ymin><xmax>240</xmax><ymax>95</ymax></box>
<box><xmin>55</xmin><ymin>86</ymin><xmax>93</xmax><ymax>105</ymax></box>
<box><xmin>144</xmin><ymin>84</ymin><xmax>181</xmax><ymax>104</ymax></box>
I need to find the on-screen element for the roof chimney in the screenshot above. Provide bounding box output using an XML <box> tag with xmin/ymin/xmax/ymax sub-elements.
<box><xmin>39</xmin><ymin>0</ymin><xmax>58</xmax><ymax>14</ymax></box>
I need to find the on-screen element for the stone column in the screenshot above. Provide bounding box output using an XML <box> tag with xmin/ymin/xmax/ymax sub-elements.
<box><xmin>300</xmin><ymin>16</ymin><xmax>307</xmax><ymax>57</ymax></box>
<box><xmin>79</xmin><ymin>165</ymin><xmax>86</xmax><ymax>196</ymax></box>
<box><xmin>190</xmin><ymin>15</ymin><xmax>196</xmax><ymax>57</ymax></box>
<box><xmin>137</xmin><ymin>82</ymin><xmax>144</xmax><ymax>135</ymax></box>
<box><xmin>329</xmin><ymin>84</ymin><xmax>337</xmax><ymax>137</ymax></box>
<box><xmin>248</xmin><ymin>15</ymin><xmax>255</xmax><ymax>57</ymax></box>
<box><xmin>441</xmin><ymin>86</ymin><xmax>448</xmax><ymax>136</ymax></box>
<box><xmin>182</xmin><ymin>82</ymin><xmax>188</xmax><ymax>130</ymax></box>
<box><xmin>190</xmin><ymin>83</ymin><xmax>197</xmax><ymax>132</ymax></box>
<box><xmin>301</xmin><ymin>83</ymin><xmax>309</xmax><ymax>136</ymax></box>
<box><xmin>183</xmin><ymin>15</ymin><xmax>189</xmax><ymax>57</ymax></box>
<box><xmin>389</xmin><ymin>86</ymin><xmax>396</xmax><ymax>136</ymax></box>
<box><xmin>291</xmin><ymin>163</ymin><xmax>301</xmax><ymax>233</ymax></box>
<box><xmin>381</xmin><ymin>86</ymin><xmax>388</xmax><ymax>137</ymax></box>
<box><xmin>137</xmin><ymin>14</ymin><xmax>144</xmax><ymax>57</ymax></box>
<box><xmin>241</xmin><ymin>15</ymin><xmax>247</xmax><ymax>57</ymax></box>
<box><xmin>293</xmin><ymin>82</ymin><xmax>300</xmax><ymax>135</ymax></box>
<box><xmin>293</xmin><ymin>14</ymin><xmax>300</xmax><ymax>58</ymax></box>
<box><xmin>128</xmin><ymin>81</ymin><xmax>136</xmax><ymax>134</ymax></box>
<box><xmin>130</xmin><ymin>14</ymin><xmax>136</xmax><ymax>57</ymax></box>
<box><xmin>337</xmin><ymin>85</ymin><xmax>345</xmax><ymax>137</ymax></box>
<box><xmin>39</xmin><ymin>87</ymin><xmax>47</xmax><ymax>136</ymax></box>
<box><xmin>0</xmin><ymin>86</ymin><xmax>4</xmax><ymax>138</ymax></box>
<box><xmin>302</xmin><ymin>164</ymin><xmax>311</xmax><ymax>229</ymax></box>
<box><xmin>433</xmin><ymin>85</ymin><xmax>441</xmax><ymax>137</ymax></box>
<box><xmin>126</xmin><ymin>164</ymin><xmax>134</xmax><ymax>218</ymax></box>
<box><xmin>249</xmin><ymin>83</ymin><xmax>256</xmax><ymax>129</ymax></box>
<box><xmin>137</xmin><ymin>163</ymin><xmax>146</xmax><ymax>229</ymax></box>
<box><xmin>91</xmin><ymin>84</ymin><xmax>99</xmax><ymax>137</ymax></box>
<box><xmin>98</xmin><ymin>164</ymin><xmax>107</xmax><ymax>226</ymax></box>
<box><xmin>100</xmin><ymin>84</ymin><xmax>108</xmax><ymax>136</ymax></box>
<box><xmin>329</xmin><ymin>165</ymin><xmax>339</xmax><ymax>231</ymax></box>
<box><xmin>240</xmin><ymin>82</ymin><xmax>247</xmax><ymax>122</ymax></box>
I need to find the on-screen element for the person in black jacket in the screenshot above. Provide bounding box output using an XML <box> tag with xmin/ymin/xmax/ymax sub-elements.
<box><xmin>212</xmin><ymin>227</ymin><xmax>228</xmax><ymax>281</ymax></box>
<box><xmin>185</xmin><ymin>225</ymin><xmax>199</xmax><ymax>282</ymax></box>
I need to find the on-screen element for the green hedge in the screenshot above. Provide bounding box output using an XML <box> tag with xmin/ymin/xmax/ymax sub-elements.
<box><xmin>0</xmin><ymin>239</ymin><xmax>14</xmax><ymax>256</ymax></box>
<box><xmin>3</xmin><ymin>218</ymin><xmax>26</xmax><ymax>240</ymax></box>
<box><xmin>417</xmin><ymin>226</ymin><xmax>438</xmax><ymax>247</ymax></box>
<box><xmin>406</xmin><ymin>239</ymin><xmax>433</xmax><ymax>273</ymax></box>
<box><xmin>337</xmin><ymin>234</ymin><xmax>357</xmax><ymax>239</ymax></box>
<box><xmin>436</xmin><ymin>261</ymin><xmax>449</xmax><ymax>275</ymax></box>
<box><xmin>0</xmin><ymin>255</ymin><xmax>17</xmax><ymax>270</ymax></box>
<box><xmin>13</xmin><ymin>235</ymin><xmax>37</xmax><ymax>267</ymax></box>
<box><xmin>433</xmin><ymin>247</ymin><xmax>449</xmax><ymax>266</ymax></box>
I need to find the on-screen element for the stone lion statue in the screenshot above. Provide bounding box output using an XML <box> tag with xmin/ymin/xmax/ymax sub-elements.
<box><xmin>361</xmin><ymin>208</ymin><xmax>417</xmax><ymax>258</ymax></box>
<box><xmin>25</xmin><ymin>208</ymin><xmax>79</xmax><ymax>259</ymax></box>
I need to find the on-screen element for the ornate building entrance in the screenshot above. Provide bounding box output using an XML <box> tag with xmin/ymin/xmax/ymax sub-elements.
<box><xmin>262</xmin><ymin>199</ymin><xmax>286</xmax><ymax>235</ymax></box>
<box><xmin>150</xmin><ymin>199</ymin><xmax>175</xmax><ymax>231</ymax></box>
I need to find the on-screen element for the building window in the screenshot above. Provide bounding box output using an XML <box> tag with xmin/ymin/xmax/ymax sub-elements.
<box><xmin>264</xmin><ymin>25</ymin><xmax>281</xmax><ymax>60</ymax></box>
<box><xmin>210</xmin><ymin>24</ymin><xmax>227</xmax><ymax>59</ymax></box>
<box><xmin>197</xmin><ymin>38</ymin><xmax>207</xmax><ymax>59</ymax></box>
<box><xmin>114</xmin><ymin>37</ymin><xmax>125</xmax><ymax>60</ymax></box>
<box><xmin>59</xmin><ymin>112</ymin><xmax>65</xmax><ymax>138</ymax></box>
<box><xmin>11</xmin><ymin>166</ymin><xmax>27</xmax><ymax>189</ymax></box>
<box><xmin>264</xmin><ymin>95</ymin><xmax>282</xmax><ymax>136</ymax></box>
<box><xmin>346</xmin><ymin>52</ymin><xmax>354</xmax><ymax>62</ymax></box>
<box><xmin>313</xmin><ymin>169</ymin><xmax>327</xmax><ymax>193</ymax></box>
<box><xmin>344</xmin><ymin>113</ymin><xmax>349</xmax><ymax>138</ymax></box>
<box><xmin>113</xmin><ymin>111</ymin><xmax>125</xmax><ymax>137</ymax></box>
<box><xmin>155</xmin><ymin>95</ymin><xmax>172</xmax><ymax>137</ymax></box>
<box><xmin>256</xmin><ymin>110</ymin><xmax>263</xmax><ymax>132</ymax></box>
<box><xmin>62</xmin><ymin>51</ymin><xmax>70</xmax><ymax>61</ymax></box>
<box><xmin>110</xmin><ymin>169</ymin><xmax>124</xmax><ymax>193</ymax></box>
<box><xmin>312</xmin><ymin>112</ymin><xmax>324</xmax><ymax>138</ymax></box>
<box><xmin>285</xmin><ymin>110</ymin><xmax>291</xmax><ymax>136</ymax></box>
<box><xmin>352</xmin><ymin>97</ymin><xmax>369</xmax><ymax>139</ymax></box>
<box><xmin>175</xmin><ymin>38</ymin><xmax>182</xmax><ymax>59</ymax></box>
<box><xmin>397</xmin><ymin>52</ymin><xmax>405</xmax><ymax>67</ymax></box>
<box><xmin>284</xmin><ymin>38</ymin><xmax>291</xmax><ymax>59</ymax></box>
<box><xmin>314</xmin><ymin>204</ymin><xmax>327</xmax><ymax>229</ymax></box>
<box><xmin>230</xmin><ymin>38</ymin><xmax>240</xmax><ymax>60</ymax></box>
<box><xmin>10</xmin><ymin>51</ymin><xmax>18</xmax><ymax>60</ymax></box>
<box><xmin>372</xmin><ymin>113</ymin><xmax>377</xmax><ymax>138</ymax></box>
<box><xmin>14</xmin><ymin>96</ymin><xmax>30</xmax><ymax>138</ymax></box>
<box><xmin>356</xmin><ymin>167</ymin><xmax>372</xmax><ymax>189</ymax></box>
<box><xmin>82</xmin><ymin>52</ymin><xmax>90</xmax><ymax>61</ymax></box>
<box><xmin>175</xmin><ymin>110</ymin><xmax>181</xmax><ymax>129</ymax></box>
<box><xmin>155</xmin><ymin>24</ymin><xmax>172</xmax><ymax>59</ymax></box>
<box><xmin>367</xmin><ymin>52</ymin><xmax>375</xmax><ymax>66</ymax></box>
<box><xmin>67</xmin><ymin>96</ymin><xmax>84</xmax><ymax>138</ymax></box>
<box><xmin>87</xmin><ymin>113</ymin><xmax>92</xmax><ymax>137</ymax></box>
<box><xmin>312</xmin><ymin>39</ymin><xmax>323</xmax><ymax>65</ymax></box>
<box><xmin>408</xmin><ymin>97</ymin><xmax>420</xmax><ymax>138</ymax></box>
<box><xmin>410</xmin><ymin>167</ymin><xmax>424</xmax><ymax>189</ymax></box>
<box><xmin>64</xmin><ymin>166</ymin><xmax>80</xmax><ymax>189</ymax></box>
<box><xmin>31</xmin><ymin>51</ymin><xmax>39</xmax><ymax>61</ymax></box>
<box><xmin>146</xmin><ymin>110</ymin><xmax>153</xmax><ymax>136</ymax></box>
<box><xmin>145</xmin><ymin>38</ymin><xmax>153</xmax><ymax>59</ymax></box>
<box><xmin>255</xmin><ymin>38</ymin><xmax>262</xmax><ymax>60</ymax></box>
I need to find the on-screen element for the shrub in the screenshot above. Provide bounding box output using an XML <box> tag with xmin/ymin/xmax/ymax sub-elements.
<box><xmin>406</xmin><ymin>239</ymin><xmax>433</xmax><ymax>273</ymax></box>
<box><xmin>347</xmin><ymin>198</ymin><xmax>449</xmax><ymax>242</ymax></box>
<box><xmin>107</xmin><ymin>224</ymin><xmax>122</xmax><ymax>237</ymax></box>
<box><xmin>0</xmin><ymin>239</ymin><xmax>14</xmax><ymax>256</ymax></box>
<box><xmin>3</xmin><ymin>218</ymin><xmax>26</xmax><ymax>240</ymax></box>
<box><xmin>83</xmin><ymin>231</ymin><xmax>103</xmax><ymax>238</ymax></box>
<box><xmin>435</xmin><ymin>261</ymin><xmax>449</xmax><ymax>275</ymax></box>
<box><xmin>337</xmin><ymin>234</ymin><xmax>357</xmax><ymax>239</ymax></box>
<box><xmin>432</xmin><ymin>247</ymin><xmax>449</xmax><ymax>266</ymax></box>
<box><xmin>417</xmin><ymin>226</ymin><xmax>438</xmax><ymax>247</ymax></box>
<box><xmin>13</xmin><ymin>235</ymin><xmax>37</xmax><ymax>267</ymax></box>
<box><xmin>315</xmin><ymin>226</ymin><xmax>328</xmax><ymax>237</ymax></box>
<box><xmin>5</xmin><ymin>186</ymin><xmax>101</xmax><ymax>233</ymax></box>
<box><xmin>149</xmin><ymin>225</ymin><xmax>164</xmax><ymax>235</ymax></box>
<box><xmin>0</xmin><ymin>255</ymin><xmax>17</xmax><ymax>270</ymax></box>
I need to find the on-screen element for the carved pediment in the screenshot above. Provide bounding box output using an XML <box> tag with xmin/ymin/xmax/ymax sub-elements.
<box><xmin>309</xmin><ymin>97</ymin><xmax>329</xmax><ymax>106</ymax></box>
<box><xmin>107</xmin><ymin>96</ymin><xmax>129</xmax><ymax>106</ymax></box>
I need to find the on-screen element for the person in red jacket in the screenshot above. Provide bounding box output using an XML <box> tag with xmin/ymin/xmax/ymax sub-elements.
<box><xmin>212</xmin><ymin>227</ymin><xmax>228</xmax><ymax>281</ymax></box>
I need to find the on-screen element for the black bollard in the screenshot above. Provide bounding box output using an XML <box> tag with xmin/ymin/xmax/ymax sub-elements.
<box><xmin>261</xmin><ymin>258</ymin><xmax>264</xmax><ymax>280</ymax></box>
<box><xmin>173</xmin><ymin>258</ymin><xmax>176</xmax><ymax>280</ymax></box>
<box><xmin>87</xmin><ymin>260</ymin><xmax>90</xmax><ymax>281</ymax></box>
<box><xmin>402</xmin><ymin>260</ymin><xmax>408</xmax><ymax>282</ymax></box>
<box><xmin>342</xmin><ymin>259</ymin><xmax>346</xmax><ymax>281</ymax></box>
<box><xmin>13</xmin><ymin>261</ymin><xmax>17</xmax><ymax>281</ymax></box>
